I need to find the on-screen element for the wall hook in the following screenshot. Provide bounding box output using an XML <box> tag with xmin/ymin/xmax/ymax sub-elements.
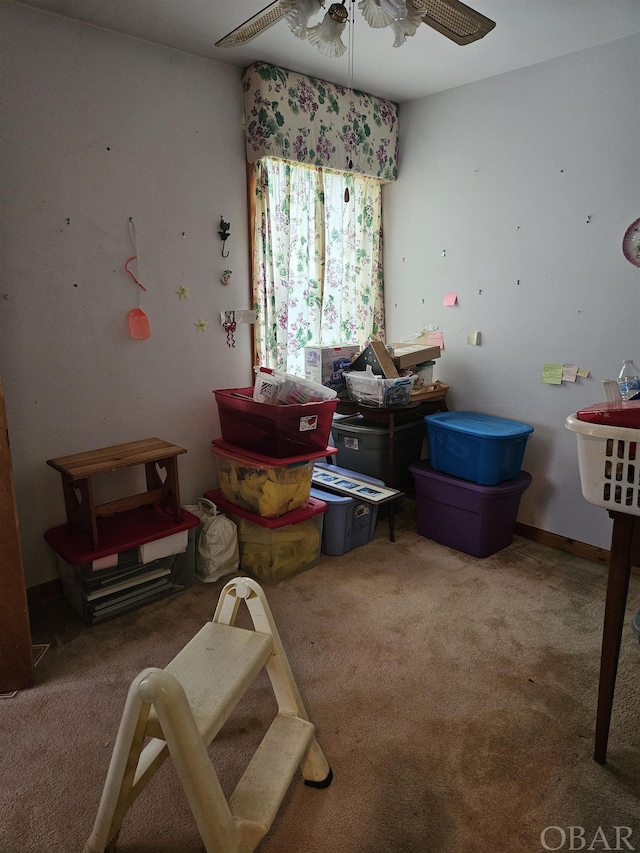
<box><xmin>219</xmin><ymin>217</ymin><xmax>230</xmax><ymax>257</ymax></box>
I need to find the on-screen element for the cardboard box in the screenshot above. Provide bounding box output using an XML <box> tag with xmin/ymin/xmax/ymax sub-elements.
<box><xmin>304</xmin><ymin>345</ymin><xmax>360</xmax><ymax>391</ymax></box>
<box><xmin>389</xmin><ymin>344</ymin><xmax>441</xmax><ymax>370</ymax></box>
<box><xmin>349</xmin><ymin>342</ymin><xmax>399</xmax><ymax>378</ymax></box>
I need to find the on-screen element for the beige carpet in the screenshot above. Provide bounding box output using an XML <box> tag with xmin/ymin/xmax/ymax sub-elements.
<box><xmin>2</xmin><ymin>502</ymin><xmax>639</xmax><ymax>853</ymax></box>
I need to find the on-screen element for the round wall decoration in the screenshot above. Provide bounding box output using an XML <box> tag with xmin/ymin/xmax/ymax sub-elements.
<box><xmin>622</xmin><ymin>217</ymin><xmax>640</xmax><ymax>267</ymax></box>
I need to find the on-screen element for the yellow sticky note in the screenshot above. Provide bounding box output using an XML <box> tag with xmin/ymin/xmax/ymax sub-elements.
<box><xmin>467</xmin><ymin>331</ymin><xmax>480</xmax><ymax>346</ymax></box>
<box><xmin>443</xmin><ymin>292</ymin><xmax>458</xmax><ymax>306</ymax></box>
<box><xmin>577</xmin><ymin>367</ymin><xmax>590</xmax><ymax>378</ymax></box>
<box><xmin>541</xmin><ymin>364</ymin><xmax>563</xmax><ymax>384</ymax></box>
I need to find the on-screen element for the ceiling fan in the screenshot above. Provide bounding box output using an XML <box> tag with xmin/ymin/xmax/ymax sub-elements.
<box><xmin>216</xmin><ymin>0</ymin><xmax>496</xmax><ymax>56</ymax></box>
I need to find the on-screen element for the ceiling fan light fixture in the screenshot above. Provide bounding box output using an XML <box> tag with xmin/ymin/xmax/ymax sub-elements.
<box><xmin>281</xmin><ymin>0</ymin><xmax>324</xmax><ymax>39</ymax></box>
<box><xmin>378</xmin><ymin>0</ymin><xmax>408</xmax><ymax>22</ymax></box>
<box><xmin>216</xmin><ymin>0</ymin><xmax>496</xmax><ymax>52</ymax></box>
<box><xmin>307</xmin><ymin>3</ymin><xmax>348</xmax><ymax>56</ymax></box>
<box><xmin>327</xmin><ymin>2</ymin><xmax>349</xmax><ymax>24</ymax></box>
<box><xmin>390</xmin><ymin>10</ymin><xmax>422</xmax><ymax>46</ymax></box>
<box><xmin>358</xmin><ymin>0</ymin><xmax>393</xmax><ymax>28</ymax></box>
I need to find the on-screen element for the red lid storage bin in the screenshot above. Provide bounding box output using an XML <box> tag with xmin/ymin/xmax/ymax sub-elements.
<box><xmin>204</xmin><ymin>490</ymin><xmax>326</xmax><ymax>584</ymax></box>
<box><xmin>214</xmin><ymin>387</ymin><xmax>337</xmax><ymax>458</ymax></box>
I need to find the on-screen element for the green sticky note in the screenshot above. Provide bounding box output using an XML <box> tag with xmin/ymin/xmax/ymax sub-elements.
<box><xmin>541</xmin><ymin>363</ymin><xmax>563</xmax><ymax>384</ymax></box>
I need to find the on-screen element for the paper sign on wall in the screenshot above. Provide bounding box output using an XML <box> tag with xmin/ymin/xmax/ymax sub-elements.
<box><xmin>542</xmin><ymin>364</ymin><xmax>590</xmax><ymax>385</ymax></box>
<box><xmin>541</xmin><ymin>364</ymin><xmax>563</xmax><ymax>384</ymax></box>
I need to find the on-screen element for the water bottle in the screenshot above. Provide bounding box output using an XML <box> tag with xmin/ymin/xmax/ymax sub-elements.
<box><xmin>617</xmin><ymin>359</ymin><xmax>640</xmax><ymax>401</ymax></box>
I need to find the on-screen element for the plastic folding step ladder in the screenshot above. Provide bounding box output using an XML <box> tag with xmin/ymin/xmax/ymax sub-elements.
<box><xmin>84</xmin><ymin>577</ymin><xmax>332</xmax><ymax>853</ymax></box>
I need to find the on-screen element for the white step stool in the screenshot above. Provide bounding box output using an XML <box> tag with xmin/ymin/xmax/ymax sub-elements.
<box><xmin>84</xmin><ymin>578</ymin><xmax>332</xmax><ymax>853</ymax></box>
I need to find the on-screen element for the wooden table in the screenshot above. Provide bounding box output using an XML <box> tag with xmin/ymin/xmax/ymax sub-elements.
<box><xmin>594</xmin><ymin>511</ymin><xmax>640</xmax><ymax>763</ymax></box>
<box><xmin>47</xmin><ymin>438</ymin><xmax>186</xmax><ymax>550</ymax></box>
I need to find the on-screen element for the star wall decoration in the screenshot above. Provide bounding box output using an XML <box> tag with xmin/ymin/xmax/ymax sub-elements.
<box><xmin>176</xmin><ymin>285</ymin><xmax>190</xmax><ymax>299</ymax></box>
<box><xmin>194</xmin><ymin>317</ymin><xmax>208</xmax><ymax>332</ymax></box>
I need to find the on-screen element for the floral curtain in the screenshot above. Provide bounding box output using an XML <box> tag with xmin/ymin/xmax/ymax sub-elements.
<box><xmin>252</xmin><ymin>158</ymin><xmax>385</xmax><ymax>377</ymax></box>
<box><xmin>243</xmin><ymin>62</ymin><xmax>399</xmax><ymax>182</ymax></box>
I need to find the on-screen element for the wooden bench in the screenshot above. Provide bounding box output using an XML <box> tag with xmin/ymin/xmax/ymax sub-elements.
<box><xmin>47</xmin><ymin>438</ymin><xmax>186</xmax><ymax>550</ymax></box>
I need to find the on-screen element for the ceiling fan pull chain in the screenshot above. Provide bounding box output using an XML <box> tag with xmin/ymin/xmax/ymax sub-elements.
<box><xmin>344</xmin><ymin>0</ymin><xmax>354</xmax><ymax>203</ymax></box>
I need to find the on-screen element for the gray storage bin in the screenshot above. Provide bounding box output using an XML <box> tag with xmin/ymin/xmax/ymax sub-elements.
<box><xmin>330</xmin><ymin>414</ymin><xmax>425</xmax><ymax>486</ymax></box>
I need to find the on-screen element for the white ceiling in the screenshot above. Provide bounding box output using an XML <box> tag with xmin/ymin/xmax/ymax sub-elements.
<box><xmin>13</xmin><ymin>0</ymin><xmax>640</xmax><ymax>102</ymax></box>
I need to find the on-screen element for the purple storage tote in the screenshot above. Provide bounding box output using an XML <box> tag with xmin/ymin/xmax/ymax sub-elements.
<box><xmin>410</xmin><ymin>460</ymin><xmax>531</xmax><ymax>557</ymax></box>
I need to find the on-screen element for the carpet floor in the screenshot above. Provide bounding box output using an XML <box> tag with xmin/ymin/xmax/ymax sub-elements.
<box><xmin>2</xmin><ymin>503</ymin><xmax>639</xmax><ymax>853</ymax></box>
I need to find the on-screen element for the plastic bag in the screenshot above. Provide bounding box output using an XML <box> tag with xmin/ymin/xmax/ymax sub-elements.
<box><xmin>184</xmin><ymin>498</ymin><xmax>239</xmax><ymax>583</ymax></box>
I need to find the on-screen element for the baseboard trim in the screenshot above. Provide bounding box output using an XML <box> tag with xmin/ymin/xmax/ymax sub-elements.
<box><xmin>25</xmin><ymin>525</ymin><xmax>639</xmax><ymax>605</ymax></box>
<box><xmin>515</xmin><ymin>523</ymin><xmax>640</xmax><ymax>576</ymax></box>
<box><xmin>27</xmin><ymin>578</ymin><xmax>63</xmax><ymax>607</ymax></box>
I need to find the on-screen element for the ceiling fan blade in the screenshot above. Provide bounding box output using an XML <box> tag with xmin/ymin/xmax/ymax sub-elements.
<box><xmin>216</xmin><ymin>1</ymin><xmax>285</xmax><ymax>47</ymax></box>
<box><xmin>409</xmin><ymin>0</ymin><xmax>496</xmax><ymax>45</ymax></box>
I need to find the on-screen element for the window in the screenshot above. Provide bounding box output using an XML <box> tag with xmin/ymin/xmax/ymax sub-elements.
<box><xmin>251</xmin><ymin>157</ymin><xmax>385</xmax><ymax>377</ymax></box>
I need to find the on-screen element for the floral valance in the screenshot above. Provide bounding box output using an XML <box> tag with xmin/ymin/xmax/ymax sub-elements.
<box><xmin>242</xmin><ymin>62</ymin><xmax>399</xmax><ymax>183</ymax></box>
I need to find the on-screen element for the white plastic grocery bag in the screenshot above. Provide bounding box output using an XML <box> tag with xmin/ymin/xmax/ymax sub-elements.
<box><xmin>184</xmin><ymin>498</ymin><xmax>239</xmax><ymax>583</ymax></box>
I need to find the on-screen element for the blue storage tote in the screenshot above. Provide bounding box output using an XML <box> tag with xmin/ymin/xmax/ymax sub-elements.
<box><xmin>424</xmin><ymin>411</ymin><xmax>533</xmax><ymax>486</ymax></box>
<box><xmin>310</xmin><ymin>464</ymin><xmax>383</xmax><ymax>556</ymax></box>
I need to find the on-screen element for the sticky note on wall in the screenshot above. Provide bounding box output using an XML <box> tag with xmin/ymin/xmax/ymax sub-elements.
<box><xmin>541</xmin><ymin>364</ymin><xmax>563</xmax><ymax>384</ymax></box>
<box><xmin>443</xmin><ymin>292</ymin><xmax>458</xmax><ymax>306</ymax></box>
<box><xmin>427</xmin><ymin>331</ymin><xmax>445</xmax><ymax>349</ymax></box>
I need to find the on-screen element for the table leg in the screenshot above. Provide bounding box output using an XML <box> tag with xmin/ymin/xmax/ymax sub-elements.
<box><xmin>62</xmin><ymin>475</ymin><xmax>98</xmax><ymax>549</ymax></box>
<box><xmin>388</xmin><ymin>414</ymin><xmax>395</xmax><ymax>542</ymax></box>
<box><xmin>163</xmin><ymin>456</ymin><xmax>182</xmax><ymax>522</ymax></box>
<box><xmin>145</xmin><ymin>457</ymin><xmax>182</xmax><ymax>522</ymax></box>
<box><xmin>594</xmin><ymin>512</ymin><xmax>635</xmax><ymax>764</ymax></box>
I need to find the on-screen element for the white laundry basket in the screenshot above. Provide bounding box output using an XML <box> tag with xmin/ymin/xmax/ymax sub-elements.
<box><xmin>565</xmin><ymin>414</ymin><xmax>640</xmax><ymax>516</ymax></box>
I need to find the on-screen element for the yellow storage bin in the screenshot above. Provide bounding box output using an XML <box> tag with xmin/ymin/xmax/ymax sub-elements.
<box><xmin>204</xmin><ymin>490</ymin><xmax>326</xmax><ymax>585</ymax></box>
<box><xmin>211</xmin><ymin>439</ymin><xmax>334</xmax><ymax>518</ymax></box>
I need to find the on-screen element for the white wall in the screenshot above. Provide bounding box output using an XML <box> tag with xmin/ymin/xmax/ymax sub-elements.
<box><xmin>1</xmin><ymin>3</ymin><xmax>253</xmax><ymax>587</ymax></box>
<box><xmin>383</xmin><ymin>34</ymin><xmax>640</xmax><ymax>550</ymax></box>
<box><xmin>2</xmin><ymin>4</ymin><xmax>638</xmax><ymax>589</ymax></box>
